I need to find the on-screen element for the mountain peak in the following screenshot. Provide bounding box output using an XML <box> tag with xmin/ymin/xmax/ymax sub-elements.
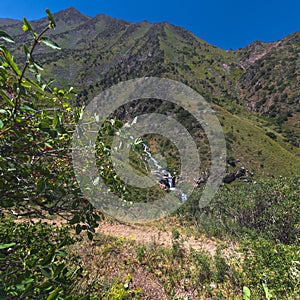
<box><xmin>1</xmin><ymin>7</ymin><xmax>299</xmax><ymax>172</ymax></box>
<box><xmin>53</xmin><ymin>7</ymin><xmax>90</xmax><ymax>23</ymax></box>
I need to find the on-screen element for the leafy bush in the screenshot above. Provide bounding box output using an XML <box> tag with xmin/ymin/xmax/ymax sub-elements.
<box><xmin>180</xmin><ymin>176</ymin><xmax>300</xmax><ymax>244</ymax></box>
<box><xmin>0</xmin><ymin>10</ymin><xmax>81</xmax><ymax>217</ymax></box>
<box><xmin>0</xmin><ymin>218</ymin><xmax>84</xmax><ymax>299</ymax></box>
<box><xmin>0</xmin><ymin>10</ymin><xmax>103</xmax><ymax>236</ymax></box>
<box><xmin>105</xmin><ymin>273</ymin><xmax>141</xmax><ymax>300</ymax></box>
<box><xmin>241</xmin><ymin>237</ymin><xmax>300</xmax><ymax>298</ymax></box>
<box><xmin>0</xmin><ymin>10</ymin><xmax>102</xmax><ymax>299</ymax></box>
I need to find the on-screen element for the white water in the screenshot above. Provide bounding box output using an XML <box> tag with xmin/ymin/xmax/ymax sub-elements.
<box><xmin>142</xmin><ymin>143</ymin><xmax>187</xmax><ymax>202</ymax></box>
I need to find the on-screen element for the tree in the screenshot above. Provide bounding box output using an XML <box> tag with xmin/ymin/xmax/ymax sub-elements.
<box><xmin>0</xmin><ymin>9</ymin><xmax>100</xmax><ymax>299</ymax></box>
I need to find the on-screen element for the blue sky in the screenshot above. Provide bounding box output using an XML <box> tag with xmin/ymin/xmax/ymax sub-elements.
<box><xmin>0</xmin><ymin>0</ymin><xmax>299</xmax><ymax>49</ymax></box>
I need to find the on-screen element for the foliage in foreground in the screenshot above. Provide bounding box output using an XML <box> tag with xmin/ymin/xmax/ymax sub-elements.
<box><xmin>1</xmin><ymin>10</ymin><xmax>79</xmax><ymax>216</ymax></box>
<box><xmin>176</xmin><ymin>176</ymin><xmax>300</xmax><ymax>298</ymax></box>
<box><xmin>242</xmin><ymin>237</ymin><xmax>300</xmax><ymax>299</ymax></box>
<box><xmin>0</xmin><ymin>219</ymin><xmax>83</xmax><ymax>299</ymax></box>
<box><xmin>0</xmin><ymin>9</ymin><xmax>299</xmax><ymax>300</ymax></box>
<box><xmin>0</xmin><ymin>9</ymin><xmax>101</xmax><ymax>299</ymax></box>
<box><xmin>70</xmin><ymin>225</ymin><xmax>300</xmax><ymax>299</ymax></box>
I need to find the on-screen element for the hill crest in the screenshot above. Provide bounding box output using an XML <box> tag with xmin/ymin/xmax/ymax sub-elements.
<box><xmin>1</xmin><ymin>8</ymin><xmax>299</xmax><ymax>176</ymax></box>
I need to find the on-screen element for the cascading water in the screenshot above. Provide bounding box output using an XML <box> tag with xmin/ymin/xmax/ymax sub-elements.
<box><xmin>142</xmin><ymin>143</ymin><xmax>187</xmax><ymax>203</ymax></box>
<box><xmin>167</xmin><ymin>173</ymin><xmax>175</xmax><ymax>190</ymax></box>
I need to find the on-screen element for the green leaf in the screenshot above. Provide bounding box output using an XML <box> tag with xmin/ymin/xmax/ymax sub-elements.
<box><xmin>35</xmin><ymin>73</ymin><xmax>41</xmax><ymax>83</ymax></box>
<box><xmin>23</xmin><ymin>44</ymin><xmax>31</xmax><ymax>59</ymax></box>
<box><xmin>262</xmin><ymin>283</ymin><xmax>272</xmax><ymax>300</ymax></box>
<box><xmin>56</xmin><ymin>250</ymin><xmax>67</xmax><ymax>257</ymax></box>
<box><xmin>25</xmin><ymin>78</ymin><xmax>44</xmax><ymax>91</ymax></box>
<box><xmin>36</xmin><ymin>178</ymin><xmax>46</xmax><ymax>193</ymax></box>
<box><xmin>0</xmin><ymin>120</ymin><xmax>3</xmax><ymax>128</ymax></box>
<box><xmin>22</xmin><ymin>278</ymin><xmax>35</xmax><ymax>285</ymax></box>
<box><xmin>41</xmin><ymin>253</ymin><xmax>54</xmax><ymax>265</ymax></box>
<box><xmin>53</xmin><ymin>263</ymin><xmax>65</xmax><ymax>277</ymax></box>
<box><xmin>20</xmin><ymin>105</ymin><xmax>36</xmax><ymax>112</ymax></box>
<box><xmin>75</xmin><ymin>224</ymin><xmax>82</xmax><ymax>235</ymax></box>
<box><xmin>94</xmin><ymin>213</ymin><xmax>101</xmax><ymax>221</ymax></box>
<box><xmin>243</xmin><ymin>286</ymin><xmax>251</xmax><ymax>300</ymax></box>
<box><xmin>0</xmin><ymin>90</ymin><xmax>14</xmax><ymax>107</ymax></box>
<box><xmin>87</xmin><ymin>231</ymin><xmax>93</xmax><ymax>241</ymax></box>
<box><xmin>41</xmin><ymin>267</ymin><xmax>52</xmax><ymax>278</ymax></box>
<box><xmin>70</xmin><ymin>215</ymin><xmax>80</xmax><ymax>225</ymax></box>
<box><xmin>23</xmin><ymin>17</ymin><xmax>33</xmax><ymax>32</ymax></box>
<box><xmin>40</xmin><ymin>37</ymin><xmax>61</xmax><ymax>50</ymax></box>
<box><xmin>72</xmin><ymin>199</ymin><xmax>80</xmax><ymax>209</ymax></box>
<box><xmin>0</xmin><ymin>30</ymin><xmax>14</xmax><ymax>43</ymax></box>
<box><xmin>0</xmin><ymin>46</ymin><xmax>21</xmax><ymax>75</ymax></box>
<box><xmin>53</xmin><ymin>116</ymin><xmax>59</xmax><ymax>128</ymax></box>
<box><xmin>46</xmin><ymin>9</ymin><xmax>56</xmax><ymax>29</ymax></box>
<box><xmin>28</xmin><ymin>64</ymin><xmax>37</xmax><ymax>74</ymax></box>
<box><xmin>16</xmin><ymin>284</ymin><xmax>25</xmax><ymax>291</ymax></box>
<box><xmin>47</xmin><ymin>287</ymin><xmax>62</xmax><ymax>300</ymax></box>
<box><xmin>28</xmin><ymin>61</ymin><xmax>44</xmax><ymax>74</ymax></box>
<box><xmin>0</xmin><ymin>242</ymin><xmax>16</xmax><ymax>249</ymax></box>
<box><xmin>34</xmin><ymin>62</ymin><xmax>44</xmax><ymax>71</ymax></box>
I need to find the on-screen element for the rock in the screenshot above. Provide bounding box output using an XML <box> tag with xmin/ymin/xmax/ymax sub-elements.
<box><xmin>243</xmin><ymin>178</ymin><xmax>253</xmax><ymax>182</ymax></box>
<box><xmin>227</xmin><ymin>157</ymin><xmax>239</xmax><ymax>167</ymax></box>
<box><xmin>235</xmin><ymin>167</ymin><xmax>247</xmax><ymax>178</ymax></box>
<box><xmin>223</xmin><ymin>172</ymin><xmax>237</xmax><ymax>184</ymax></box>
<box><xmin>151</xmin><ymin>168</ymin><xmax>175</xmax><ymax>189</ymax></box>
<box><xmin>195</xmin><ymin>177</ymin><xmax>207</xmax><ymax>184</ymax></box>
<box><xmin>194</xmin><ymin>170</ymin><xmax>210</xmax><ymax>185</ymax></box>
<box><xmin>223</xmin><ymin>166</ymin><xmax>254</xmax><ymax>184</ymax></box>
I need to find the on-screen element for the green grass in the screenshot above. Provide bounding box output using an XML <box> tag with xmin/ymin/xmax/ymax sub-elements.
<box><xmin>214</xmin><ymin>106</ymin><xmax>300</xmax><ymax>176</ymax></box>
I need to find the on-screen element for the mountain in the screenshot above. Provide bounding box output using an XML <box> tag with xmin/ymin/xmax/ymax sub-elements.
<box><xmin>1</xmin><ymin>7</ymin><xmax>299</xmax><ymax>176</ymax></box>
<box><xmin>237</xmin><ymin>34</ymin><xmax>300</xmax><ymax>146</ymax></box>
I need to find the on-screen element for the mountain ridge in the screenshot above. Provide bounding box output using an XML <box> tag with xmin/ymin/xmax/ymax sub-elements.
<box><xmin>1</xmin><ymin>7</ymin><xmax>299</xmax><ymax>176</ymax></box>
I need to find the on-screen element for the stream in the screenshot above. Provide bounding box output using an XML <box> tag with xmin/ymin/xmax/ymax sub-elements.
<box><xmin>142</xmin><ymin>144</ymin><xmax>188</xmax><ymax>203</ymax></box>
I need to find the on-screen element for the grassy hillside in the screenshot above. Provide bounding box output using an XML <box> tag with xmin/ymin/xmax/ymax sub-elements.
<box><xmin>1</xmin><ymin>7</ymin><xmax>299</xmax><ymax>176</ymax></box>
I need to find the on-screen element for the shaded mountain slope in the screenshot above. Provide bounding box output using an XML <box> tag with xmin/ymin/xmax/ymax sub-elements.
<box><xmin>1</xmin><ymin>7</ymin><xmax>299</xmax><ymax>176</ymax></box>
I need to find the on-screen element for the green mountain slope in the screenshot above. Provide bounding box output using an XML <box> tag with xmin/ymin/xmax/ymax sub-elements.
<box><xmin>1</xmin><ymin>7</ymin><xmax>299</xmax><ymax>176</ymax></box>
<box><xmin>237</xmin><ymin>33</ymin><xmax>300</xmax><ymax>147</ymax></box>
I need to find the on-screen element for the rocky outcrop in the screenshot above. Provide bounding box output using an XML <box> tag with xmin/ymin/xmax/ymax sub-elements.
<box><xmin>151</xmin><ymin>168</ymin><xmax>175</xmax><ymax>189</ymax></box>
<box><xmin>222</xmin><ymin>167</ymin><xmax>253</xmax><ymax>184</ymax></box>
<box><xmin>222</xmin><ymin>172</ymin><xmax>237</xmax><ymax>184</ymax></box>
<box><xmin>194</xmin><ymin>166</ymin><xmax>253</xmax><ymax>186</ymax></box>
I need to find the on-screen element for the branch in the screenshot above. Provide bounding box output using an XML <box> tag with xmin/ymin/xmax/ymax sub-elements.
<box><xmin>13</xmin><ymin>25</ymin><xmax>51</xmax><ymax>114</ymax></box>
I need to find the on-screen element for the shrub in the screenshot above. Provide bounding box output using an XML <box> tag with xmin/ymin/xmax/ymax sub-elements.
<box><xmin>241</xmin><ymin>237</ymin><xmax>300</xmax><ymax>298</ymax></box>
<box><xmin>0</xmin><ymin>218</ymin><xmax>83</xmax><ymax>299</ymax></box>
<box><xmin>266</xmin><ymin>131</ymin><xmax>277</xmax><ymax>140</ymax></box>
<box><xmin>0</xmin><ymin>10</ymin><xmax>102</xmax><ymax>236</ymax></box>
<box><xmin>179</xmin><ymin>176</ymin><xmax>300</xmax><ymax>244</ymax></box>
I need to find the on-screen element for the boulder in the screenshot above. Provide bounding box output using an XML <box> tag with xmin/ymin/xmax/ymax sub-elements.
<box><xmin>223</xmin><ymin>172</ymin><xmax>237</xmax><ymax>184</ymax></box>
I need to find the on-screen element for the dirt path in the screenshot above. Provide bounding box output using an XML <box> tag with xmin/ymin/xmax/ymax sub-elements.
<box><xmin>97</xmin><ymin>221</ymin><xmax>218</xmax><ymax>256</ymax></box>
<box><xmin>19</xmin><ymin>217</ymin><xmax>231</xmax><ymax>256</ymax></box>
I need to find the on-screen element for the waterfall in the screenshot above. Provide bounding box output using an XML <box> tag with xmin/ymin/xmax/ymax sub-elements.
<box><xmin>143</xmin><ymin>144</ymin><xmax>161</xmax><ymax>170</ymax></box>
<box><xmin>142</xmin><ymin>143</ymin><xmax>187</xmax><ymax>203</ymax></box>
<box><xmin>168</xmin><ymin>173</ymin><xmax>175</xmax><ymax>190</ymax></box>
